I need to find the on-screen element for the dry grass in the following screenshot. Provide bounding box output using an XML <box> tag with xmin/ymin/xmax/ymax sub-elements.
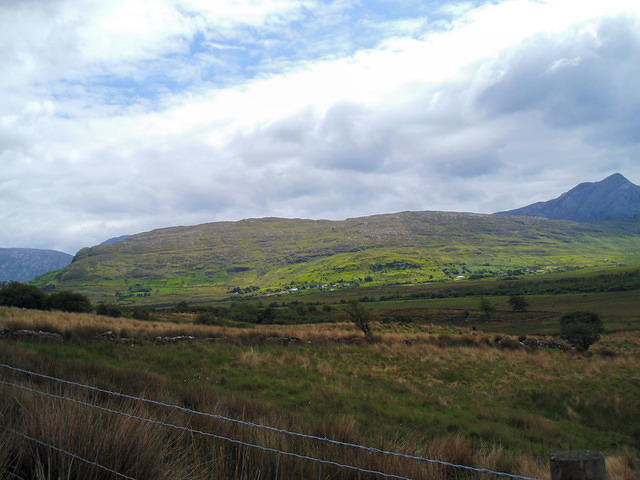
<box><xmin>0</xmin><ymin>306</ymin><xmax>522</xmax><ymax>348</ymax></box>
<box><xmin>0</xmin><ymin>376</ymin><xmax>550</xmax><ymax>480</ymax></box>
<box><xmin>607</xmin><ymin>450</ymin><xmax>638</xmax><ymax>480</ymax></box>
<box><xmin>1</xmin><ymin>306</ymin><xmax>639</xmax><ymax>479</ymax></box>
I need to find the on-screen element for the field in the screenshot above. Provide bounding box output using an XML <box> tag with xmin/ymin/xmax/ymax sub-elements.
<box><xmin>1</xmin><ymin>272</ymin><xmax>639</xmax><ymax>479</ymax></box>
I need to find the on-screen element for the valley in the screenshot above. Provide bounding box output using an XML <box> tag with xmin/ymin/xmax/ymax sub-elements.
<box><xmin>4</xmin><ymin>176</ymin><xmax>640</xmax><ymax>479</ymax></box>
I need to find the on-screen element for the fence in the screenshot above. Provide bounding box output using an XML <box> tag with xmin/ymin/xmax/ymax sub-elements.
<box><xmin>0</xmin><ymin>362</ymin><xmax>543</xmax><ymax>480</ymax></box>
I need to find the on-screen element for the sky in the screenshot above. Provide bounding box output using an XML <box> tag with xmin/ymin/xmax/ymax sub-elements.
<box><xmin>2</xmin><ymin>0</ymin><xmax>640</xmax><ymax>254</ymax></box>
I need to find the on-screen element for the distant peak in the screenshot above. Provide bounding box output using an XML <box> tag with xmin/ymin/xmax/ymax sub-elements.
<box><xmin>497</xmin><ymin>173</ymin><xmax>640</xmax><ymax>222</ymax></box>
<box><xmin>601</xmin><ymin>173</ymin><xmax>634</xmax><ymax>185</ymax></box>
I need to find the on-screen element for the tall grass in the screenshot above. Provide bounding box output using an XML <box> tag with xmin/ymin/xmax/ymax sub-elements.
<box><xmin>1</xmin><ymin>306</ymin><xmax>638</xmax><ymax>479</ymax></box>
<box><xmin>0</xmin><ymin>375</ymin><xmax>549</xmax><ymax>479</ymax></box>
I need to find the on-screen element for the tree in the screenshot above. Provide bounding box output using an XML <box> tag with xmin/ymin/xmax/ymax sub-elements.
<box><xmin>96</xmin><ymin>303</ymin><xmax>123</xmax><ymax>318</ymax></box>
<box><xmin>175</xmin><ymin>301</ymin><xmax>190</xmax><ymax>312</ymax></box>
<box><xmin>195</xmin><ymin>312</ymin><xmax>220</xmax><ymax>325</ymax></box>
<box><xmin>346</xmin><ymin>300</ymin><xmax>372</xmax><ymax>337</ymax></box>
<box><xmin>131</xmin><ymin>307</ymin><xmax>151</xmax><ymax>321</ymax></box>
<box><xmin>46</xmin><ymin>291</ymin><xmax>92</xmax><ymax>313</ymax></box>
<box><xmin>559</xmin><ymin>311</ymin><xmax>604</xmax><ymax>351</ymax></box>
<box><xmin>508</xmin><ymin>295</ymin><xmax>529</xmax><ymax>312</ymax></box>
<box><xmin>479</xmin><ymin>297</ymin><xmax>496</xmax><ymax>320</ymax></box>
<box><xmin>0</xmin><ymin>282</ymin><xmax>47</xmax><ymax>310</ymax></box>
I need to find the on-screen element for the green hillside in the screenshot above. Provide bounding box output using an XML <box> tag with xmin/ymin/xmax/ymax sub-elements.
<box><xmin>32</xmin><ymin>211</ymin><xmax>640</xmax><ymax>304</ymax></box>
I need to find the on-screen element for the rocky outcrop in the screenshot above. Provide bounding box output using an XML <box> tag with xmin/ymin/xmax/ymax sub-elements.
<box><xmin>154</xmin><ymin>335</ymin><xmax>196</xmax><ymax>344</ymax></box>
<box><xmin>519</xmin><ymin>337</ymin><xmax>570</xmax><ymax>351</ymax></box>
<box><xmin>0</xmin><ymin>328</ymin><xmax>63</xmax><ymax>342</ymax></box>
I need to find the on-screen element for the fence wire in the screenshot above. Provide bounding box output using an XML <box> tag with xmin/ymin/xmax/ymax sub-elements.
<box><xmin>1</xmin><ymin>379</ymin><xmax>413</xmax><ymax>480</ymax></box>
<box><xmin>3</xmin><ymin>426</ymin><xmax>137</xmax><ymax>480</ymax></box>
<box><xmin>3</xmin><ymin>470</ymin><xmax>27</xmax><ymax>480</ymax></box>
<box><xmin>0</xmin><ymin>362</ymin><xmax>542</xmax><ymax>480</ymax></box>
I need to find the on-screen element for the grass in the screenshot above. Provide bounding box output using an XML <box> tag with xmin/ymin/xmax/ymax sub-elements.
<box><xmin>356</xmin><ymin>289</ymin><xmax>640</xmax><ymax>336</ymax></box>
<box><xmin>1</xmin><ymin>306</ymin><xmax>639</xmax><ymax>479</ymax></box>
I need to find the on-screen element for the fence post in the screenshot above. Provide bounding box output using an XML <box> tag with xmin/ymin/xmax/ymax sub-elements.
<box><xmin>550</xmin><ymin>451</ymin><xmax>606</xmax><ymax>480</ymax></box>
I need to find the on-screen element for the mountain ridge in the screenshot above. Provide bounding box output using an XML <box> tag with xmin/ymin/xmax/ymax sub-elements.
<box><xmin>0</xmin><ymin>248</ymin><xmax>73</xmax><ymax>282</ymax></box>
<box><xmin>33</xmin><ymin>210</ymin><xmax>640</xmax><ymax>304</ymax></box>
<box><xmin>497</xmin><ymin>173</ymin><xmax>640</xmax><ymax>222</ymax></box>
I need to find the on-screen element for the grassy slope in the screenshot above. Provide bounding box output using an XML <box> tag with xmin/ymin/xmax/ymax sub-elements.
<box><xmin>33</xmin><ymin>211</ymin><xmax>640</xmax><ymax>304</ymax></box>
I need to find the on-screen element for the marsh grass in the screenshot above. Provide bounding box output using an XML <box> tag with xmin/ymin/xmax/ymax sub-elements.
<box><xmin>0</xmin><ymin>307</ymin><xmax>638</xmax><ymax>479</ymax></box>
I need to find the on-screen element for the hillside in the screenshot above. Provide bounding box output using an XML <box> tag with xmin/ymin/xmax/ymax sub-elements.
<box><xmin>100</xmin><ymin>234</ymin><xmax>131</xmax><ymax>245</ymax></box>
<box><xmin>0</xmin><ymin>248</ymin><xmax>73</xmax><ymax>282</ymax></box>
<box><xmin>498</xmin><ymin>173</ymin><xmax>640</xmax><ymax>222</ymax></box>
<box><xmin>32</xmin><ymin>210</ymin><xmax>640</xmax><ymax>304</ymax></box>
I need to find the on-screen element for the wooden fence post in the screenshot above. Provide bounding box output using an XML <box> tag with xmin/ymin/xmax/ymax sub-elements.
<box><xmin>550</xmin><ymin>451</ymin><xmax>606</xmax><ymax>480</ymax></box>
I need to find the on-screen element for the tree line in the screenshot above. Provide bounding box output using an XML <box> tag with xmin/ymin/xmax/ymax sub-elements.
<box><xmin>0</xmin><ymin>282</ymin><xmax>147</xmax><ymax>318</ymax></box>
<box><xmin>0</xmin><ymin>282</ymin><xmax>92</xmax><ymax>313</ymax></box>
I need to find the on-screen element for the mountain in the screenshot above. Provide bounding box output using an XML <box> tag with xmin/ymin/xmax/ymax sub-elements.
<box><xmin>101</xmin><ymin>234</ymin><xmax>131</xmax><ymax>245</ymax></box>
<box><xmin>497</xmin><ymin>173</ymin><xmax>640</xmax><ymax>222</ymax></box>
<box><xmin>0</xmin><ymin>248</ymin><xmax>73</xmax><ymax>282</ymax></box>
<box><xmin>32</xmin><ymin>211</ymin><xmax>640</xmax><ymax>304</ymax></box>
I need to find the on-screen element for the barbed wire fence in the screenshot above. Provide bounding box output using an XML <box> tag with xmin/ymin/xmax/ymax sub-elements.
<box><xmin>0</xmin><ymin>363</ymin><xmax>543</xmax><ymax>480</ymax></box>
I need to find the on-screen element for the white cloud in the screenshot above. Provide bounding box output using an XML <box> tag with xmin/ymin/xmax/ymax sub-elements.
<box><xmin>546</xmin><ymin>56</ymin><xmax>583</xmax><ymax>73</ymax></box>
<box><xmin>1</xmin><ymin>0</ymin><xmax>640</xmax><ymax>253</ymax></box>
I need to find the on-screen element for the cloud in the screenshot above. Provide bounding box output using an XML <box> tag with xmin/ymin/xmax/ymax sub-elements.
<box><xmin>1</xmin><ymin>0</ymin><xmax>640</xmax><ymax>253</ymax></box>
<box><xmin>477</xmin><ymin>14</ymin><xmax>640</xmax><ymax>130</ymax></box>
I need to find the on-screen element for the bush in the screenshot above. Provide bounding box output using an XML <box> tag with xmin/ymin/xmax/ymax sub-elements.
<box><xmin>175</xmin><ymin>301</ymin><xmax>190</xmax><ymax>312</ymax></box>
<box><xmin>131</xmin><ymin>307</ymin><xmax>151</xmax><ymax>321</ymax></box>
<box><xmin>195</xmin><ymin>312</ymin><xmax>221</xmax><ymax>325</ymax></box>
<box><xmin>559</xmin><ymin>311</ymin><xmax>604</xmax><ymax>351</ymax></box>
<box><xmin>96</xmin><ymin>303</ymin><xmax>123</xmax><ymax>318</ymax></box>
<box><xmin>346</xmin><ymin>300</ymin><xmax>372</xmax><ymax>337</ymax></box>
<box><xmin>479</xmin><ymin>297</ymin><xmax>496</xmax><ymax>320</ymax></box>
<box><xmin>229</xmin><ymin>303</ymin><xmax>260</xmax><ymax>323</ymax></box>
<box><xmin>46</xmin><ymin>291</ymin><xmax>92</xmax><ymax>313</ymax></box>
<box><xmin>508</xmin><ymin>295</ymin><xmax>529</xmax><ymax>312</ymax></box>
<box><xmin>0</xmin><ymin>282</ymin><xmax>47</xmax><ymax>310</ymax></box>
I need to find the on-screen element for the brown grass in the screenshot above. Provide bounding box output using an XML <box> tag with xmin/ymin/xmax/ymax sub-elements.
<box><xmin>1</xmin><ymin>306</ymin><xmax>638</xmax><ymax>479</ymax></box>
<box><xmin>0</xmin><ymin>375</ymin><xmax>550</xmax><ymax>480</ymax></box>
<box><xmin>0</xmin><ymin>306</ymin><xmax>557</xmax><ymax>353</ymax></box>
<box><xmin>1</xmin><ymin>306</ymin><xmax>514</xmax><ymax>347</ymax></box>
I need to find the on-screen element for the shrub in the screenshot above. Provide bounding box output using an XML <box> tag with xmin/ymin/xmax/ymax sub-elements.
<box><xmin>131</xmin><ymin>307</ymin><xmax>151</xmax><ymax>321</ymax></box>
<box><xmin>559</xmin><ymin>311</ymin><xmax>604</xmax><ymax>351</ymax></box>
<box><xmin>479</xmin><ymin>297</ymin><xmax>496</xmax><ymax>320</ymax></box>
<box><xmin>508</xmin><ymin>295</ymin><xmax>529</xmax><ymax>312</ymax></box>
<box><xmin>346</xmin><ymin>300</ymin><xmax>372</xmax><ymax>337</ymax></box>
<box><xmin>46</xmin><ymin>291</ymin><xmax>92</xmax><ymax>313</ymax></box>
<box><xmin>229</xmin><ymin>303</ymin><xmax>260</xmax><ymax>323</ymax></box>
<box><xmin>96</xmin><ymin>303</ymin><xmax>123</xmax><ymax>318</ymax></box>
<box><xmin>195</xmin><ymin>312</ymin><xmax>220</xmax><ymax>325</ymax></box>
<box><xmin>174</xmin><ymin>301</ymin><xmax>190</xmax><ymax>312</ymax></box>
<box><xmin>0</xmin><ymin>282</ymin><xmax>47</xmax><ymax>310</ymax></box>
<box><xmin>258</xmin><ymin>306</ymin><xmax>276</xmax><ymax>323</ymax></box>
